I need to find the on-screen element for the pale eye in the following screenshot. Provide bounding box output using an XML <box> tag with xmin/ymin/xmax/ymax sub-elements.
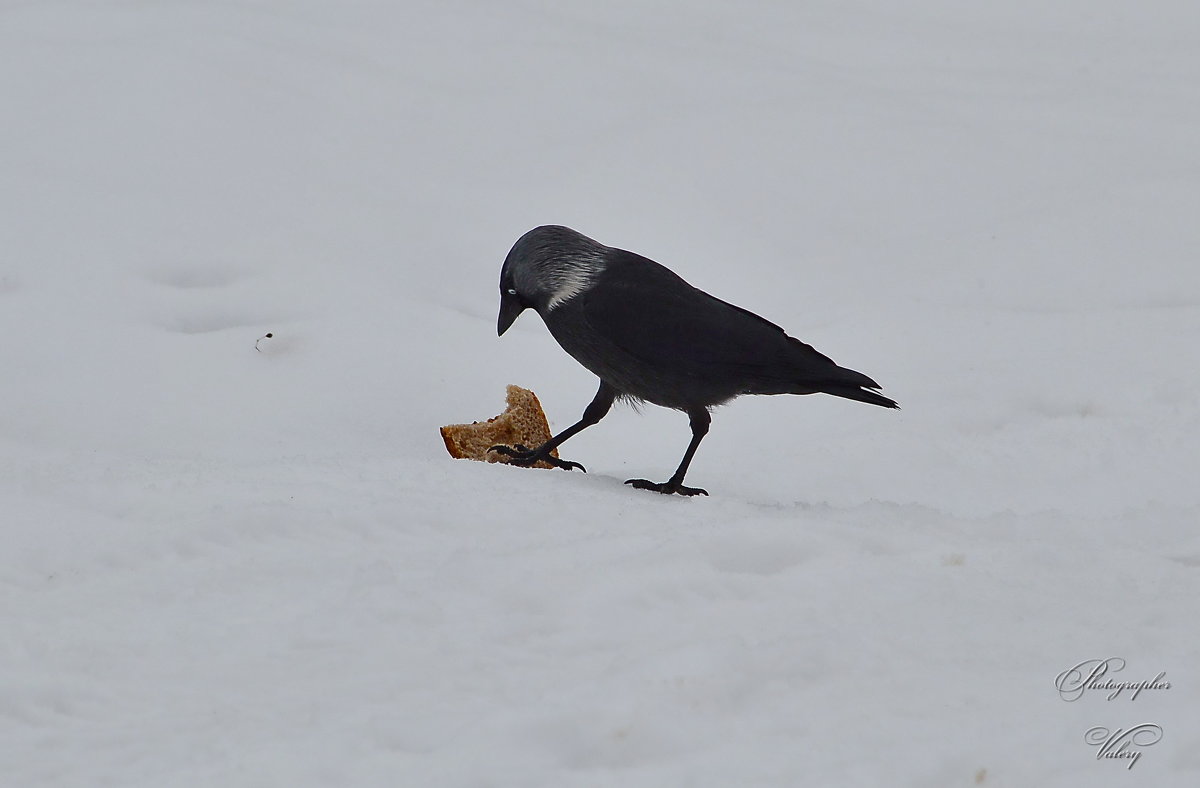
<box><xmin>506</xmin><ymin>288</ymin><xmax>517</xmax><ymax>296</ymax></box>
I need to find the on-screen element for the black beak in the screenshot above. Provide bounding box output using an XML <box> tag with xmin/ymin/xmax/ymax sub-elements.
<box><xmin>497</xmin><ymin>292</ymin><xmax>525</xmax><ymax>336</ymax></box>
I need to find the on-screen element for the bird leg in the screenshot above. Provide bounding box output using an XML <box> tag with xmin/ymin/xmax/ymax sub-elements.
<box><xmin>489</xmin><ymin>443</ymin><xmax>586</xmax><ymax>471</ymax></box>
<box><xmin>625</xmin><ymin>407</ymin><xmax>711</xmax><ymax>496</ymax></box>
<box><xmin>490</xmin><ymin>381</ymin><xmax>616</xmax><ymax>473</ymax></box>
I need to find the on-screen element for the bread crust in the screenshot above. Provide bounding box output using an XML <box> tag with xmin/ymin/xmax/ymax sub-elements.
<box><xmin>440</xmin><ymin>385</ymin><xmax>560</xmax><ymax>469</ymax></box>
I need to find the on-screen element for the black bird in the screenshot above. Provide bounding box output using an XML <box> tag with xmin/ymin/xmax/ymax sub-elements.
<box><xmin>492</xmin><ymin>225</ymin><xmax>898</xmax><ymax>496</ymax></box>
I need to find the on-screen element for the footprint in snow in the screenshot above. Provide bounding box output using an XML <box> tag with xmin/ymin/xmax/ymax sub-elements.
<box><xmin>706</xmin><ymin>538</ymin><xmax>810</xmax><ymax>576</ymax></box>
<box><xmin>141</xmin><ymin>264</ymin><xmax>245</xmax><ymax>290</ymax></box>
<box><xmin>140</xmin><ymin>263</ymin><xmax>290</xmax><ymax>338</ymax></box>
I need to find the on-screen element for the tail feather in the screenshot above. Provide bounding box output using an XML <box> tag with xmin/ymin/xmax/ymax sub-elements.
<box><xmin>819</xmin><ymin>382</ymin><xmax>899</xmax><ymax>409</ymax></box>
<box><xmin>804</xmin><ymin>363</ymin><xmax>899</xmax><ymax>409</ymax></box>
<box><xmin>782</xmin><ymin>338</ymin><xmax>899</xmax><ymax>409</ymax></box>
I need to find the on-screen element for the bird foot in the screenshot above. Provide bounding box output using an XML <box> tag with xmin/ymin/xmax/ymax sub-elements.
<box><xmin>489</xmin><ymin>444</ymin><xmax>586</xmax><ymax>472</ymax></box>
<box><xmin>624</xmin><ymin>478</ymin><xmax>708</xmax><ymax>496</ymax></box>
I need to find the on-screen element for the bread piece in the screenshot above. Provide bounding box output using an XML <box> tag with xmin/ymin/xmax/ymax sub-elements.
<box><xmin>440</xmin><ymin>385</ymin><xmax>560</xmax><ymax>469</ymax></box>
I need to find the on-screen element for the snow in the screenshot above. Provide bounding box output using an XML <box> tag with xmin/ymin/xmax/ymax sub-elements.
<box><xmin>3</xmin><ymin>1</ymin><xmax>1199</xmax><ymax>785</ymax></box>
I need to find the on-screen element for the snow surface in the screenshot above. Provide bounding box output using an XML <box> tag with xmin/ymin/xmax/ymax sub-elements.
<box><xmin>3</xmin><ymin>1</ymin><xmax>1199</xmax><ymax>786</ymax></box>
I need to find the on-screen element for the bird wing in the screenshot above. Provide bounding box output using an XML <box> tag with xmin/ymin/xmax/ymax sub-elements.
<box><xmin>579</xmin><ymin>252</ymin><xmax>835</xmax><ymax>378</ymax></box>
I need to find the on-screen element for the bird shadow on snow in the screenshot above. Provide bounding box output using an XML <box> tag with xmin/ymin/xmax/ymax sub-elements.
<box><xmin>493</xmin><ymin>463</ymin><xmax>918</xmax><ymax>513</ymax></box>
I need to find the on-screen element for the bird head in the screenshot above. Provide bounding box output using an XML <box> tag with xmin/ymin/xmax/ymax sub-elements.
<box><xmin>497</xmin><ymin>225</ymin><xmax>608</xmax><ymax>336</ymax></box>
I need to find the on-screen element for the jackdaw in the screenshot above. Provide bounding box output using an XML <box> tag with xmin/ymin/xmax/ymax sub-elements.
<box><xmin>492</xmin><ymin>225</ymin><xmax>898</xmax><ymax>496</ymax></box>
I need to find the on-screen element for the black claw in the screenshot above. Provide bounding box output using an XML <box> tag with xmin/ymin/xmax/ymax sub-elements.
<box><xmin>488</xmin><ymin>444</ymin><xmax>585</xmax><ymax>472</ymax></box>
<box><xmin>624</xmin><ymin>478</ymin><xmax>709</xmax><ymax>496</ymax></box>
<box><xmin>539</xmin><ymin>455</ymin><xmax>586</xmax><ymax>472</ymax></box>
